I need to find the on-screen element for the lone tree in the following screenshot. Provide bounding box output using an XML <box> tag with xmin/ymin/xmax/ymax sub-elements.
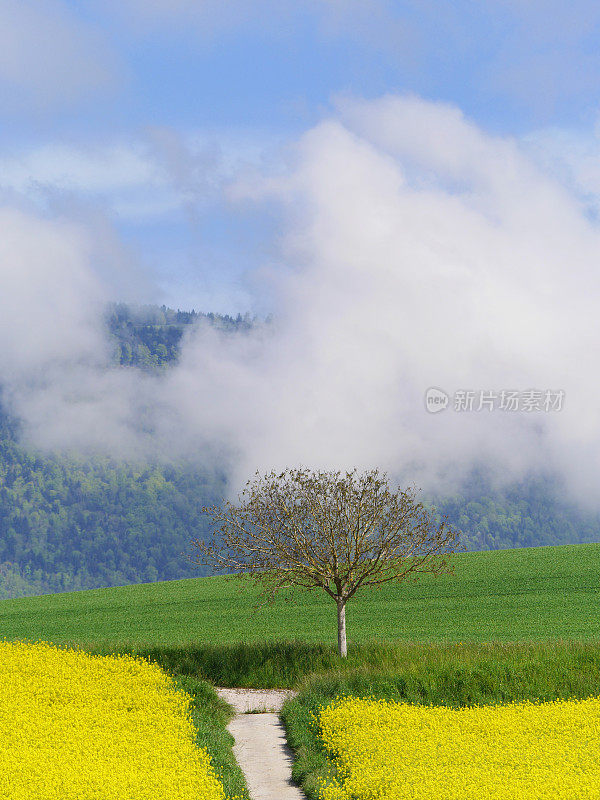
<box><xmin>188</xmin><ymin>466</ymin><xmax>462</xmax><ymax>657</ymax></box>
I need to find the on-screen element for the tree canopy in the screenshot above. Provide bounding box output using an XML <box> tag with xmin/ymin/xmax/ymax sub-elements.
<box><xmin>189</xmin><ymin>466</ymin><xmax>463</xmax><ymax>656</ymax></box>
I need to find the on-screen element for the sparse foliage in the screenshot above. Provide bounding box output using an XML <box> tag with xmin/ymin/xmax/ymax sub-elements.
<box><xmin>189</xmin><ymin>466</ymin><xmax>463</xmax><ymax>656</ymax></box>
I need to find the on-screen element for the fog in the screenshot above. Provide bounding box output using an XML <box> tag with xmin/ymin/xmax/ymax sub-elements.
<box><xmin>2</xmin><ymin>95</ymin><xmax>599</xmax><ymax>506</ymax></box>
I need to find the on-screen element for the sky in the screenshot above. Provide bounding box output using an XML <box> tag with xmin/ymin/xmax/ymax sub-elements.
<box><xmin>4</xmin><ymin>0</ymin><xmax>600</xmax><ymax>313</ymax></box>
<box><xmin>3</xmin><ymin>1</ymin><xmax>600</xmax><ymax>504</ymax></box>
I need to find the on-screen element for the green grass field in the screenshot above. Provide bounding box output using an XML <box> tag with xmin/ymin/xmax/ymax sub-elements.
<box><xmin>1</xmin><ymin>542</ymin><xmax>599</xmax><ymax>649</ymax></box>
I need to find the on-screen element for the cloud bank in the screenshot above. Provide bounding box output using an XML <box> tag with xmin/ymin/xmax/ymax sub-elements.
<box><xmin>2</xmin><ymin>95</ymin><xmax>600</xmax><ymax>508</ymax></box>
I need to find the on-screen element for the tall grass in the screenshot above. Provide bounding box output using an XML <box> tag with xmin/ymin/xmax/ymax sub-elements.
<box><xmin>68</xmin><ymin>636</ymin><xmax>600</xmax><ymax>690</ymax></box>
<box><xmin>82</xmin><ymin>639</ymin><xmax>408</xmax><ymax>688</ymax></box>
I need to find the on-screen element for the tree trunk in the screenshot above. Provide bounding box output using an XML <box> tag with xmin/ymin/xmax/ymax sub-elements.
<box><xmin>337</xmin><ymin>597</ymin><xmax>347</xmax><ymax>657</ymax></box>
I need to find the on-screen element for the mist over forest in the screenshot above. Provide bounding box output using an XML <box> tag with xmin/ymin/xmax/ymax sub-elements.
<box><xmin>1</xmin><ymin>302</ymin><xmax>598</xmax><ymax>600</ymax></box>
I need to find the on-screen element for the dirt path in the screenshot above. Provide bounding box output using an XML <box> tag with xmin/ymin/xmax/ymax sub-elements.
<box><xmin>216</xmin><ymin>688</ymin><xmax>306</xmax><ymax>800</ymax></box>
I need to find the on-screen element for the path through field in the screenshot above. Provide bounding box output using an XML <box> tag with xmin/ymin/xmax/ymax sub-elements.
<box><xmin>216</xmin><ymin>688</ymin><xmax>305</xmax><ymax>800</ymax></box>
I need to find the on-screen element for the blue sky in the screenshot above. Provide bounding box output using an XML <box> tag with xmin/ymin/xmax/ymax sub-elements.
<box><xmin>3</xmin><ymin>0</ymin><xmax>600</xmax><ymax>313</ymax></box>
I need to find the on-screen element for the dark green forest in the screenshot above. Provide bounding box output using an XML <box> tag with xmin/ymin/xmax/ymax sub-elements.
<box><xmin>0</xmin><ymin>304</ymin><xmax>598</xmax><ymax>600</ymax></box>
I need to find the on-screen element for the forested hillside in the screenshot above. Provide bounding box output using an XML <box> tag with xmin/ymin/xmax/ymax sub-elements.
<box><xmin>106</xmin><ymin>302</ymin><xmax>261</xmax><ymax>367</ymax></box>
<box><xmin>0</xmin><ymin>303</ymin><xmax>598</xmax><ymax>600</ymax></box>
<box><xmin>431</xmin><ymin>470</ymin><xmax>600</xmax><ymax>552</ymax></box>
<box><xmin>0</xmin><ymin>305</ymin><xmax>241</xmax><ymax>599</ymax></box>
<box><xmin>0</xmin><ymin>422</ymin><xmax>225</xmax><ymax>598</ymax></box>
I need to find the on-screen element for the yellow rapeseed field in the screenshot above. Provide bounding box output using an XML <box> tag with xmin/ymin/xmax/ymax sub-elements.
<box><xmin>318</xmin><ymin>695</ymin><xmax>600</xmax><ymax>800</ymax></box>
<box><xmin>0</xmin><ymin>639</ymin><xmax>234</xmax><ymax>800</ymax></box>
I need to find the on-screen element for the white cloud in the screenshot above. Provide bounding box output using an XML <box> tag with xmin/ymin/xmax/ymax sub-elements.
<box><xmin>0</xmin><ymin>129</ymin><xmax>279</xmax><ymax>222</ymax></box>
<box><xmin>0</xmin><ymin>204</ymin><xmax>160</xmax><ymax>458</ymax></box>
<box><xmin>4</xmin><ymin>95</ymin><xmax>600</xmax><ymax>511</ymax></box>
<box><xmin>0</xmin><ymin>140</ymin><xmax>179</xmax><ymax>223</ymax></box>
<box><xmin>0</xmin><ymin>206</ymin><xmax>108</xmax><ymax>380</ymax></box>
<box><xmin>168</xmin><ymin>96</ymin><xmax>600</xmax><ymax>506</ymax></box>
<box><xmin>0</xmin><ymin>0</ymin><xmax>119</xmax><ymax>110</ymax></box>
<box><xmin>210</xmin><ymin>96</ymin><xmax>600</xmax><ymax>502</ymax></box>
<box><xmin>0</xmin><ymin>143</ymin><xmax>157</xmax><ymax>194</ymax></box>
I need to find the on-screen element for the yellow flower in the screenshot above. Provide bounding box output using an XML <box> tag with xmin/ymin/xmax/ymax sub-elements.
<box><xmin>0</xmin><ymin>639</ymin><xmax>235</xmax><ymax>800</ymax></box>
<box><xmin>318</xmin><ymin>694</ymin><xmax>600</xmax><ymax>799</ymax></box>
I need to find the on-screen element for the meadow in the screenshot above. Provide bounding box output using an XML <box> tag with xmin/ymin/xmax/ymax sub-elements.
<box><xmin>2</xmin><ymin>541</ymin><xmax>600</xmax><ymax>798</ymax></box>
<box><xmin>1</xmin><ymin>542</ymin><xmax>599</xmax><ymax>651</ymax></box>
